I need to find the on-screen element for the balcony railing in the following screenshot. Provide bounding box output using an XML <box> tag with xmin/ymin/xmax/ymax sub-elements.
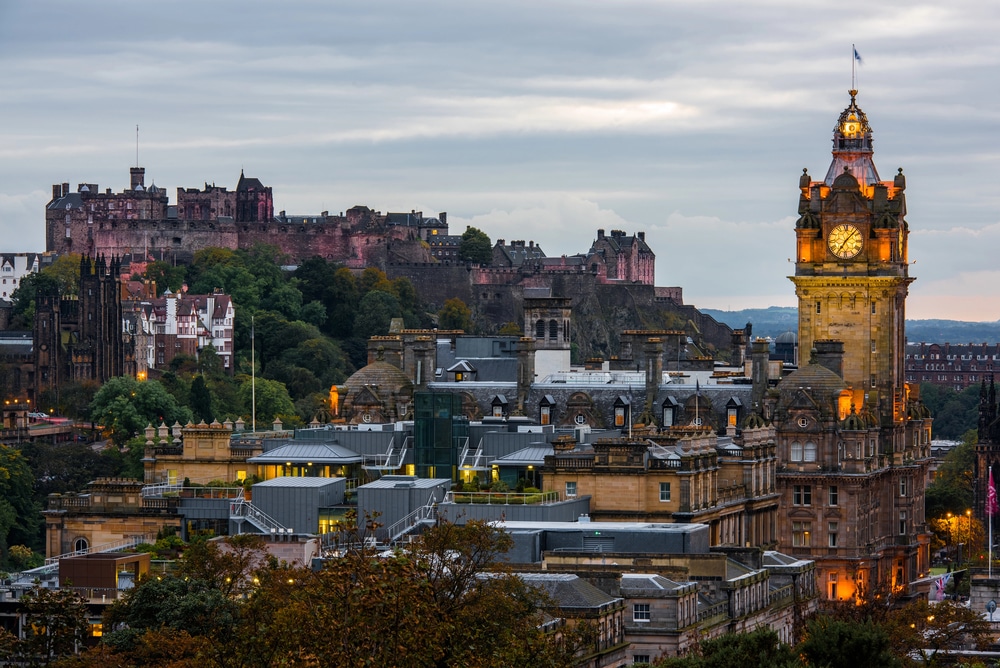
<box><xmin>444</xmin><ymin>490</ymin><xmax>561</xmax><ymax>505</ymax></box>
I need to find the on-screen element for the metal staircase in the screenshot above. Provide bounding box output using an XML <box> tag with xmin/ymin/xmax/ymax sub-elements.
<box><xmin>362</xmin><ymin>435</ymin><xmax>411</xmax><ymax>473</ymax></box>
<box><xmin>230</xmin><ymin>494</ymin><xmax>292</xmax><ymax>535</ymax></box>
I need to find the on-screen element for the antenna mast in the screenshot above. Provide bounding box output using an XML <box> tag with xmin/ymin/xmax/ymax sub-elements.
<box><xmin>136</xmin><ymin>124</ymin><xmax>139</xmax><ymax>168</ymax></box>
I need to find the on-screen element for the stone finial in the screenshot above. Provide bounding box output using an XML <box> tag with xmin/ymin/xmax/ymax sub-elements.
<box><xmin>157</xmin><ymin>421</ymin><xmax>169</xmax><ymax>441</ymax></box>
<box><xmin>272</xmin><ymin>417</ymin><xmax>283</xmax><ymax>431</ymax></box>
<box><xmin>234</xmin><ymin>417</ymin><xmax>245</xmax><ymax>432</ymax></box>
<box><xmin>223</xmin><ymin>419</ymin><xmax>233</xmax><ymax>431</ymax></box>
<box><xmin>144</xmin><ymin>423</ymin><xmax>155</xmax><ymax>445</ymax></box>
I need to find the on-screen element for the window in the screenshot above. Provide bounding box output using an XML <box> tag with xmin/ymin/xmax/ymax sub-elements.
<box><xmin>899</xmin><ymin>477</ymin><xmax>908</xmax><ymax>497</ymax></box>
<box><xmin>871</xmin><ymin>302</ymin><xmax>876</xmax><ymax>314</ymax></box>
<box><xmin>829</xmin><ymin>522</ymin><xmax>839</xmax><ymax>547</ymax></box>
<box><xmin>633</xmin><ymin>603</ymin><xmax>650</xmax><ymax>622</ymax></box>
<box><xmin>792</xmin><ymin>522</ymin><xmax>812</xmax><ymax>547</ymax></box>
<box><xmin>660</xmin><ymin>482</ymin><xmax>671</xmax><ymax>502</ymax></box>
<box><xmin>797</xmin><ymin>416</ymin><xmax>809</xmax><ymax>428</ymax></box>
<box><xmin>829</xmin><ymin>485</ymin><xmax>839</xmax><ymax>506</ymax></box>
<box><xmin>871</xmin><ymin>340</ymin><xmax>877</xmax><ymax>353</ymax></box>
<box><xmin>803</xmin><ymin>441</ymin><xmax>817</xmax><ymax>462</ymax></box>
<box><xmin>790</xmin><ymin>442</ymin><xmax>803</xmax><ymax>461</ymax></box>
<box><xmin>816</xmin><ymin>301</ymin><xmax>821</xmax><ymax>314</ymax></box>
<box><xmin>565</xmin><ymin>482</ymin><xmax>577</xmax><ymax>498</ymax></box>
<box><xmin>899</xmin><ymin>510</ymin><xmax>907</xmax><ymax>535</ymax></box>
<box><xmin>74</xmin><ymin>537</ymin><xmax>89</xmax><ymax>552</ymax></box>
<box><xmin>793</xmin><ymin>485</ymin><xmax>812</xmax><ymax>506</ymax></box>
<box><xmin>871</xmin><ymin>374</ymin><xmax>876</xmax><ymax>388</ymax></box>
<box><xmin>633</xmin><ymin>656</ymin><xmax>651</xmax><ymax>665</ymax></box>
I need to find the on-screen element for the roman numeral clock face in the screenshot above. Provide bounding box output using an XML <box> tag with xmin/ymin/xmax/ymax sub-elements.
<box><xmin>828</xmin><ymin>224</ymin><xmax>863</xmax><ymax>259</ymax></box>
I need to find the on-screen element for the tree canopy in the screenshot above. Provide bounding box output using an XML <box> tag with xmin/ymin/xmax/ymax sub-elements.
<box><xmin>458</xmin><ymin>225</ymin><xmax>493</xmax><ymax>264</ymax></box>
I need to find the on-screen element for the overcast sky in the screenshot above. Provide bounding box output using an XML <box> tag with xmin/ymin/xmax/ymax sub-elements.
<box><xmin>2</xmin><ymin>1</ymin><xmax>999</xmax><ymax>321</ymax></box>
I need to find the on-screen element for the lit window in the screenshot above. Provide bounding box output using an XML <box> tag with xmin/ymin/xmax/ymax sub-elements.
<box><xmin>792</xmin><ymin>521</ymin><xmax>812</xmax><ymax>547</ymax></box>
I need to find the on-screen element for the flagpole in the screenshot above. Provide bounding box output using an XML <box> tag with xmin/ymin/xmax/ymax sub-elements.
<box><xmin>852</xmin><ymin>44</ymin><xmax>856</xmax><ymax>90</ymax></box>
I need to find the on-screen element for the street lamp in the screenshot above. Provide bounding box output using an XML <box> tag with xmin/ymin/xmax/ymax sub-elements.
<box><xmin>966</xmin><ymin>509</ymin><xmax>973</xmax><ymax>563</ymax></box>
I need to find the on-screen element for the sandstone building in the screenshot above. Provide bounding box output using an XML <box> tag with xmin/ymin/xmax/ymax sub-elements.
<box><xmin>771</xmin><ymin>90</ymin><xmax>933</xmax><ymax>601</ymax></box>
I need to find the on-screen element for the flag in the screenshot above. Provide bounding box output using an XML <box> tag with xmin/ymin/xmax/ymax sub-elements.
<box><xmin>988</xmin><ymin>467</ymin><xmax>998</xmax><ymax>516</ymax></box>
<box><xmin>936</xmin><ymin>573</ymin><xmax>951</xmax><ymax>601</ymax></box>
<box><xmin>853</xmin><ymin>47</ymin><xmax>864</xmax><ymax>66</ymax></box>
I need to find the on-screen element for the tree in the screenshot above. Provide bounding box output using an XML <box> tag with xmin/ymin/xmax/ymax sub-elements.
<box><xmin>926</xmin><ymin>430</ymin><xmax>975</xmax><ymax>519</ymax></box>
<box><xmin>89</xmin><ymin>377</ymin><xmax>193</xmax><ymax>447</ymax></box>
<box><xmin>237</xmin><ymin>376</ymin><xmax>296</xmax><ymax>426</ymax></box>
<box><xmin>458</xmin><ymin>226</ymin><xmax>493</xmax><ymax>264</ymax></box>
<box><xmin>797</xmin><ymin>616</ymin><xmax>900</xmax><ymax>668</ymax></box>
<box><xmin>142</xmin><ymin>260</ymin><xmax>187</xmax><ymax>294</ymax></box>
<box><xmin>655</xmin><ymin>627</ymin><xmax>799</xmax><ymax>668</ymax></box>
<box><xmin>0</xmin><ymin>444</ymin><xmax>41</xmax><ymax>562</ymax></box>
<box><xmin>189</xmin><ymin>376</ymin><xmax>214</xmax><ymax>424</ymax></box>
<box><xmin>438</xmin><ymin>297</ymin><xmax>473</xmax><ymax>332</ymax></box>
<box><xmin>15</xmin><ymin>585</ymin><xmax>90</xmax><ymax>665</ymax></box>
<box><xmin>353</xmin><ymin>290</ymin><xmax>402</xmax><ymax>340</ymax></box>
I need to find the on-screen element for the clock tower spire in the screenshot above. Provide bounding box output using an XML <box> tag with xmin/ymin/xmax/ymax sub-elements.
<box><xmin>791</xmin><ymin>90</ymin><xmax>911</xmax><ymax>451</ymax></box>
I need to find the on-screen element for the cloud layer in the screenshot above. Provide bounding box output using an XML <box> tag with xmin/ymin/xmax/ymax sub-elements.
<box><xmin>1</xmin><ymin>1</ymin><xmax>999</xmax><ymax>320</ymax></box>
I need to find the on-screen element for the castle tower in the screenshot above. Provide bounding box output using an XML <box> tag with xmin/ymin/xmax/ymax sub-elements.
<box><xmin>791</xmin><ymin>90</ymin><xmax>911</xmax><ymax>453</ymax></box>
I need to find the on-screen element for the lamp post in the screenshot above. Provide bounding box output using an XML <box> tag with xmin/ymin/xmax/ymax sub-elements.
<box><xmin>947</xmin><ymin>512</ymin><xmax>954</xmax><ymax>565</ymax></box>
<box><xmin>966</xmin><ymin>509</ymin><xmax>973</xmax><ymax>564</ymax></box>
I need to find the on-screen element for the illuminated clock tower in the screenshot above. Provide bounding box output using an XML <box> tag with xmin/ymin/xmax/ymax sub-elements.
<box><xmin>791</xmin><ymin>90</ymin><xmax>911</xmax><ymax>452</ymax></box>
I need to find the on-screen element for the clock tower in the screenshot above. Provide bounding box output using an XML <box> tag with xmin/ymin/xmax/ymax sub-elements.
<box><xmin>791</xmin><ymin>90</ymin><xmax>911</xmax><ymax>452</ymax></box>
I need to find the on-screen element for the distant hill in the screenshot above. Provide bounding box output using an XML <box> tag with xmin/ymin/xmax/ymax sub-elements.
<box><xmin>702</xmin><ymin>307</ymin><xmax>1000</xmax><ymax>344</ymax></box>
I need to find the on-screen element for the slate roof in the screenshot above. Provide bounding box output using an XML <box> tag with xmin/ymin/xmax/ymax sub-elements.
<box><xmin>515</xmin><ymin>573</ymin><xmax>622</xmax><ymax>610</ymax></box>
<box><xmin>620</xmin><ymin>574</ymin><xmax>689</xmax><ymax>593</ymax></box>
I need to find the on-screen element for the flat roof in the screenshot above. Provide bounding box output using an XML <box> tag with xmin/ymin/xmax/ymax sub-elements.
<box><xmin>254</xmin><ymin>476</ymin><xmax>345</xmax><ymax>488</ymax></box>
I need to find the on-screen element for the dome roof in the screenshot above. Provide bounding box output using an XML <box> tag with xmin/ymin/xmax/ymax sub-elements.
<box><xmin>832</xmin><ymin>167</ymin><xmax>860</xmax><ymax>191</ymax></box>
<box><xmin>343</xmin><ymin>360</ymin><xmax>413</xmax><ymax>396</ymax></box>
<box><xmin>777</xmin><ymin>357</ymin><xmax>847</xmax><ymax>400</ymax></box>
<box><xmin>775</xmin><ymin>331</ymin><xmax>797</xmax><ymax>344</ymax></box>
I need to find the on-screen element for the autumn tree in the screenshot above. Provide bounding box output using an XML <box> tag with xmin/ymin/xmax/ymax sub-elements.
<box><xmin>15</xmin><ymin>586</ymin><xmax>90</xmax><ymax>665</ymax></box>
<box><xmin>654</xmin><ymin>627</ymin><xmax>799</xmax><ymax>668</ymax></box>
<box><xmin>438</xmin><ymin>297</ymin><xmax>473</xmax><ymax>332</ymax></box>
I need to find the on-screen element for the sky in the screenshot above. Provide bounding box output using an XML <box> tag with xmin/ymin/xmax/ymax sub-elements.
<box><xmin>1</xmin><ymin>1</ymin><xmax>999</xmax><ymax>321</ymax></box>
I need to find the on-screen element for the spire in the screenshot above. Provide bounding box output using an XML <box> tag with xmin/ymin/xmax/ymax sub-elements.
<box><xmin>824</xmin><ymin>90</ymin><xmax>879</xmax><ymax>188</ymax></box>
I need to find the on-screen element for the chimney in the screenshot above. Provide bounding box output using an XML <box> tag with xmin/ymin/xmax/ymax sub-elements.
<box><xmin>813</xmin><ymin>339</ymin><xmax>845</xmax><ymax>378</ymax></box>
<box><xmin>637</xmin><ymin>231</ymin><xmax>645</xmax><ymax>242</ymax></box>
<box><xmin>52</xmin><ymin>184</ymin><xmax>61</xmax><ymax>200</ymax></box>
<box><xmin>130</xmin><ymin>167</ymin><xmax>145</xmax><ymax>190</ymax></box>
<box><xmin>439</xmin><ymin>212</ymin><xmax>447</xmax><ymax>224</ymax></box>
<box><xmin>597</xmin><ymin>229</ymin><xmax>605</xmax><ymax>239</ymax></box>
<box><xmin>750</xmin><ymin>339</ymin><xmax>770</xmax><ymax>411</ymax></box>
<box><xmin>62</xmin><ymin>183</ymin><xmax>70</xmax><ymax>197</ymax></box>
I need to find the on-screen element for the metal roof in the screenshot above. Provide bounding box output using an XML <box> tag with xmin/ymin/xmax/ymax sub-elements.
<box><xmin>248</xmin><ymin>442</ymin><xmax>362</xmax><ymax>464</ymax></box>
<box><xmin>494</xmin><ymin>445</ymin><xmax>553</xmax><ymax>466</ymax></box>
<box><xmin>253</xmin><ymin>476</ymin><xmax>345</xmax><ymax>488</ymax></box>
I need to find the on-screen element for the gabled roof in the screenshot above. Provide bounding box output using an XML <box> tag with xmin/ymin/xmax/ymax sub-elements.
<box><xmin>515</xmin><ymin>573</ymin><xmax>621</xmax><ymax>610</ymax></box>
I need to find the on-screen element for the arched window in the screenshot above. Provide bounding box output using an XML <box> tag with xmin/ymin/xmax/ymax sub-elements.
<box><xmin>74</xmin><ymin>537</ymin><xmax>89</xmax><ymax>553</ymax></box>
<box><xmin>548</xmin><ymin>319</ymin><xmax>559</xmax><ymax>340</ymax></box>
<box><xmin>804</xmin><ymin>441</ymin><xmax>817</xmax><ymax>462</ymax></box>
<box><xmin>535</xmin><ymin>319</ymin><xmax>545</xmax><ymax>338</ymax></box>
<box><xmin>790</xmin><ymin>442</ymin><xmax>803</xmax><ymax>461</ymax></box>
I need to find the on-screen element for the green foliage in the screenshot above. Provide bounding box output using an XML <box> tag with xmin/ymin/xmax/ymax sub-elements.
<box><xmin>920</xmin><ymin>382</ymin><xmax>979</xmax><ymax>440</ymax></box>
<box><xmin>797</xmin><ymin>617</ymin><xmax>900</xmax><ymax>668</ymax></box>
<box><xmin>353</xmin><ymin>289</ymin><xmax>402</xmax><ymax>340</ymax></box>
<box><xmin>0</xmin><ymin>445</ymin><xmax>41</xmax><ymax>563</ymax></box>
<box><xmin>655</xmin><ymin>627</ymin><xmax>799</xmax><ymax>667</ymax></box>
<box><xmin>925</xmin><ymin>430</ymin><xmax>976</xmax><ymax>518</ymax></box>
<box><xmin>438</xmin><ymin>297</ymin><xmax>473</xmax><ymax>332</ymax></box>
<box><xmin>12</xmin><ymin>585</ymin><xmax>90</xmax><ymax>664</ymax></box>
<box><xmin>190</xmin><ymin>375</ymin><xmax>214</xmax><ymax>423</ymax></box>
<box><xmin>142</xmin><ymin>260</ymin><xmax>187</xmax><ymax>293</ymax></box>
<box><xmin>238</xmin><ymin>376</ymin><xmax>296</xmax><ymax>426</ymax></box>
<box><xmin>459</xmin><ymin>225</ymin><xmax>493</xmax><ymax>264</ymax></box>
<box><xmin>89</xmin><ymin>376</ymin><xmax>193</xmax><ymax>446</ymax></box>
<box><xmin>498</xmin><ymin>321</ymin><xmax>522</xmax><ymax>336</ymax></box>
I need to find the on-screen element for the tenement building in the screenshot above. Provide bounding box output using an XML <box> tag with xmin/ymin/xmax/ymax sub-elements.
<box><xmin>772</xmin><ymin>90</ymin><xmax>933</xmax><ymax>600</ymax></box>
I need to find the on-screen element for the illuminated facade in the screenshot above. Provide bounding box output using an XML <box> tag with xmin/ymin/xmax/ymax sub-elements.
<box><xmin>774</xmin><ymin>91</ymin><xmax>933</xmax><ymax>601</ymax></box>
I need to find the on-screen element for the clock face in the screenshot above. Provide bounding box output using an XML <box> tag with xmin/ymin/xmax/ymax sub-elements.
<box><xmin>828</xmin><ymin>224</ymin><xmax>863</xmax><ymax>259</ymax></box>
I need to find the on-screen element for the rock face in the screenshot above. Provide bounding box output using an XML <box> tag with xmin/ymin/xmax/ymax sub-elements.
<box><xmin>385</xmin><ymin>263</ymin><xmax>735</xmax><ymax>362</ymax></box>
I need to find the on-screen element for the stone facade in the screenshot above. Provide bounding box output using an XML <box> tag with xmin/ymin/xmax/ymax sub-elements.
<box><xmin>906</xmin><ymin>341</ymin><xmax>1000</xmax><ymax>392</ymax></box>
<box><xmin>774</xmin><ymin>90</ymin><xmax>934</xmax><ymax>602</ymax></box>
<box><xmin>33</xmin><ymin>255</ymin><xmax>133</xmax><ymax>398</ymax></box>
